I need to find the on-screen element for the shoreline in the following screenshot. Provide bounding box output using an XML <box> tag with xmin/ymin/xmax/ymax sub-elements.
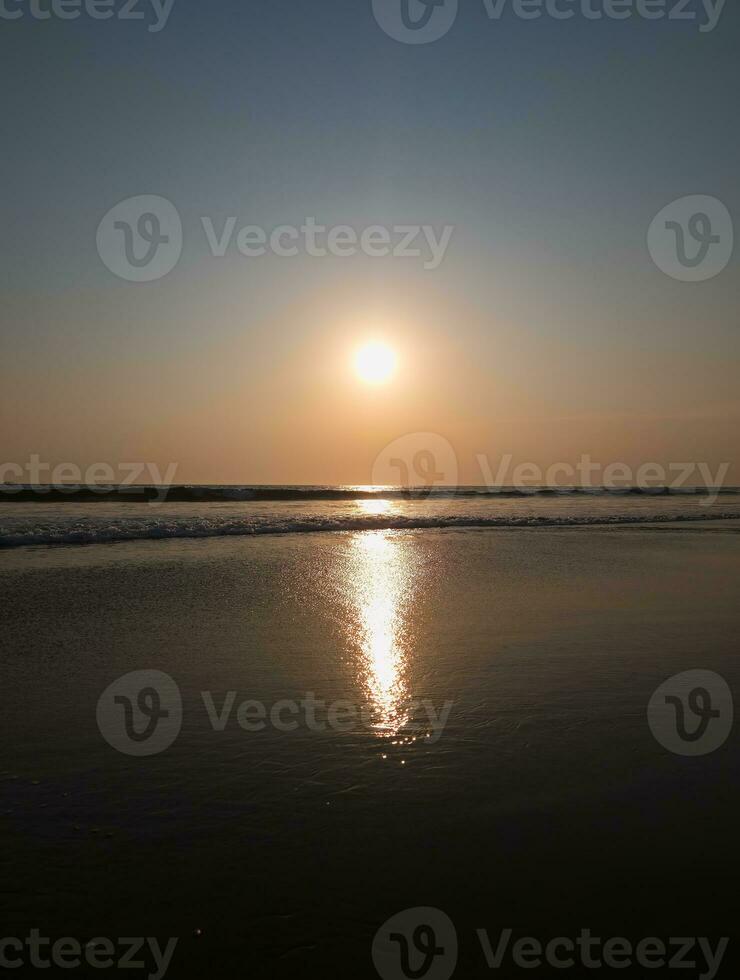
<box><xmin>2</xmin><ymin>512</ymin><xmax>740</xmax><ymax>552</ymax></box>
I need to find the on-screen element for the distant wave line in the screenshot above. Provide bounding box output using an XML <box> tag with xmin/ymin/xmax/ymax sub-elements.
<box><xmin>1</xmin><ymin>484</ymin><xmax>739</xmax><ymax>503</ymax></box>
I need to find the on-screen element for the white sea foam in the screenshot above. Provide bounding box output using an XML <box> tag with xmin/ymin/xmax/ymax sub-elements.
<box><xmin>1</xmin><ymin>511</ymin><xmax>740</xmax><ymax>549</ymax></box>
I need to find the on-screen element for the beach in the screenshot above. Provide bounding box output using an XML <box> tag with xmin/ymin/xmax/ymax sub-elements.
<box><xmin>2</xmin><ymin>509</ymin><xmax>739</xmax><ymax>976</ymax></box>
<box><xmin>5</xmin><ymin>0</ymin><xmax>738</xmax><ymax>972</ymax></box>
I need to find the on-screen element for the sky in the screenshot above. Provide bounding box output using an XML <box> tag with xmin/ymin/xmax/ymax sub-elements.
<box><xmin>1</xmin><ymin>0</ymin><xmax>738</xmax><ymax>485</ymax></box>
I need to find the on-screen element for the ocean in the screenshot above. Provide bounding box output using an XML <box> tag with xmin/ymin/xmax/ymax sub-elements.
<box><xmin>1</xmin><ymin>484</ymin><xmax>740</xmax><ymax>549</ymax></box>
<box><xmin>1</xmin><ymin>490</ymin><xmax>738</xmax><ymax>977</ymax></box>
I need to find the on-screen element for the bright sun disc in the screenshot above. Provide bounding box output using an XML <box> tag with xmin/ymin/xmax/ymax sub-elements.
<box><xmin>354</xmin><ymin>343</ymin><xmax>397</xmax><ymax>384</ymax></box>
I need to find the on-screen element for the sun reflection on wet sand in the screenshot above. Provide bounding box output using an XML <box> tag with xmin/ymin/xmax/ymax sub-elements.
<box><xmin>348</xmin><ymin>530</ymin><xmax>414</xmax><ymax>737</ymax></box>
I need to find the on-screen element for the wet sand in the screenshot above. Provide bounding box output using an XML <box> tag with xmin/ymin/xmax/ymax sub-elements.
<box><xmin>2</xmin><ymin>526</ymin><xmax>738</xmax><ymax>977</ymax></box>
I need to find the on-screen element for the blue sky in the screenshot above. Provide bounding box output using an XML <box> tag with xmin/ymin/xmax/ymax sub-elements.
<box><xmin>1</xmin><ymin>0</ymin><xmax>738</xmax><ymax>482</ymax></box>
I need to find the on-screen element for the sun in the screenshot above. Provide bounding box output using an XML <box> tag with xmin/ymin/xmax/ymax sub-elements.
<box><xmin>354</xmin><ymin>342</ymin><xmax>397</xmax><ymax>385</ymax></box>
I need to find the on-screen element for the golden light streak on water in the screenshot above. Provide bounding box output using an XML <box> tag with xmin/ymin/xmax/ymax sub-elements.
<box><xmin>347</xmin><ymin>529</ymin><xmax>414</xmax><ymax>737</ymax></box>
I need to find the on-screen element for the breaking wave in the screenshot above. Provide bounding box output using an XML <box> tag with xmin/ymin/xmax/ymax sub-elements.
<box><xmin>2</xmin><ymin>511</ymin><xmax>740</xmax><ymax>549</ymax></box>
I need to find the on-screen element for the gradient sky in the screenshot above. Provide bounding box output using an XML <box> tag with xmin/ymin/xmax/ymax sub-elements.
<box><xmin>1</xmin><ymin>0</ymin><xmax>738</xmax><ymax>484</ymax></box>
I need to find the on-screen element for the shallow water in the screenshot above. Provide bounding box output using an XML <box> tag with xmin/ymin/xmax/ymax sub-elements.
<box><xmin>2</xmin><ymin>489</ymin><xmax>740</xmax><ymax>548</ymax></box>
<box><xmin>2</xmin><ymin>524</ymin><xmax>738</xmax><ymax>976</ymax></box>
